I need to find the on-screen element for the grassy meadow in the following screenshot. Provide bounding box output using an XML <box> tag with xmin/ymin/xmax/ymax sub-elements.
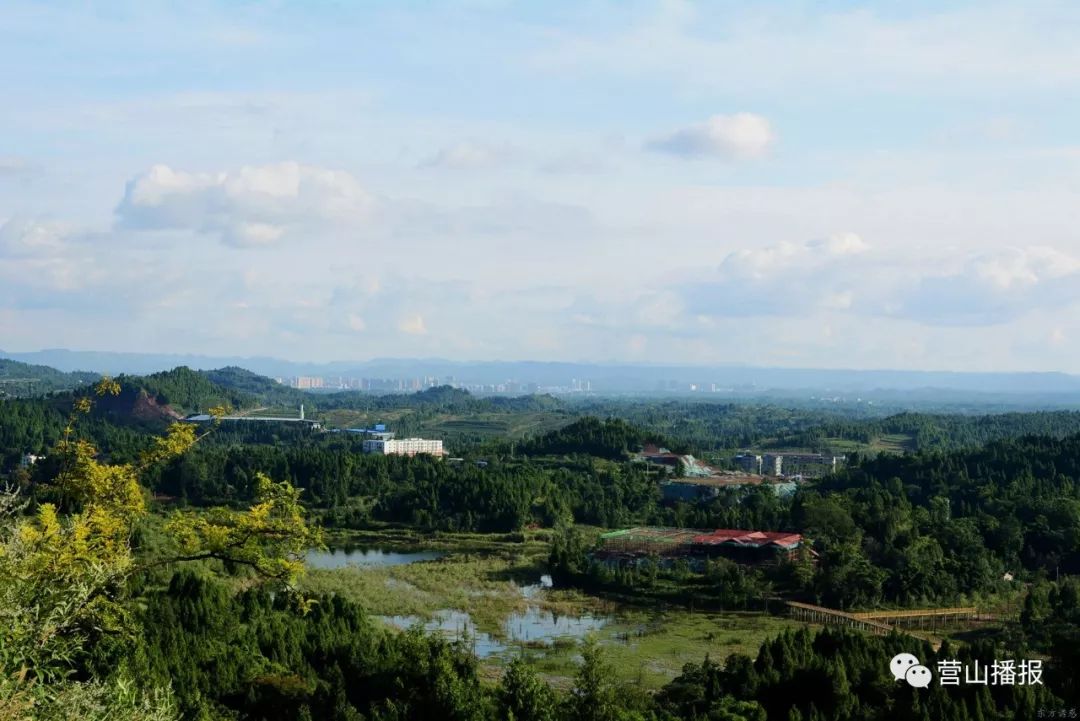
<box><xmin>302</xmin><ymin>529</ymin><xmax>811</xmax><ymax>689</ymax></box>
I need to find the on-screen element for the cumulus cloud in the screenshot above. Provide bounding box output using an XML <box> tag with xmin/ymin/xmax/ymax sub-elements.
<box><xmin>0</xmin><ymin>218</ymin><xmax>71</xmax><ymax>257</ymax></box>
<box><xmin>902</xmin><ymin>246</ymin><xmax>1080</xmax><ymax>325</ymax></box>
<box><xmin>679</xmin><ymin>234</ymin><xmax>873</xmax><ymax>318</ymax></box>
<box><xmin>0</xmin><ymin>219</ymin><xmax>115</xmax><ymax>299</ymax></box>
<box><xmin>115</xmin><ymin>162</ymin><xmax>375</xmax><ymax>247</ymax></box>
<box><xmin>807</xmin><ymin>231</ymin><xmax>868</xmax><ymax>256</ymax></box>
<box><xmin>0</xmin><ymin>217</ymin><xmax>175</xmax><ymax>314</ymax></box>
<box><xmin>674</xmin><ymin>236</ymin><xmax>1080</xmax><ymax>328</ymax></box>
<box><xmin>647</xmin><ymin>113</ymin><xmax>774</xmax><ymax>160</ymax></box>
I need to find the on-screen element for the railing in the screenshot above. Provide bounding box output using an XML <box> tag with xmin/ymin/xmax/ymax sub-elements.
<box><xmin>849</xmin><ymin>607</ymin><xmax>977</xmax><ymax>621</ymax></box>
<box><xmin>785</xmin><ymin>601</ymin><xmax>894</xmax><ymax>635</ymax></box>
<box><xmin>787</xmin><ymin>602</ymin><xmax>994</xmax><ymax>637</ymax></box>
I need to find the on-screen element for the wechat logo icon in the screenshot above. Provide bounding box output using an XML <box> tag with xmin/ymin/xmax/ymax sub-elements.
<box><xmin>890</xmin><ymin>653</ymin><xmax>932</xmax><ymax>688</ymax></box>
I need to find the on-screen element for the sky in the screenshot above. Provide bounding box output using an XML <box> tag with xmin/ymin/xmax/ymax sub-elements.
<box><xmin>2</xmin><ymin>0</ymin><xmax>1080</xmax><ymax>371</ymax></box>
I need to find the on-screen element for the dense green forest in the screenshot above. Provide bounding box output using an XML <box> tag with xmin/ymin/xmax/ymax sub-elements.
<box><xmin>108</xmin><ymin>568</ymin><xmax>1067</xmax><ymax>720</ymax></box>
<box><xmin>549</xmin><ymin>435</ymin><xmax>1080</xmax><ymax>611</ymax></box>
<box><xmin>4</xmin><ymin>366</ymin><xmax>1080</xmax><ymax>719</ymax></box>
<box><xmin>0</xmin><ymin>358</ymin><xmax>99</xmax><ymax>398</ymax></box>
<box><xmin>10</xmin><ymin>365</ymin><xmax>1080</xmax><ymax>462</ymax></box>
<box><xmin>772</xmin><ymin>410</ymin><xmax>1080</xmax><ymax>453</ymax></box>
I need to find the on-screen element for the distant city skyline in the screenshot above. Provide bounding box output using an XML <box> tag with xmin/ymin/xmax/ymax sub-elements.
<box><xmin>5</xmin><ymin>348</ymin><xmax>1080</xmax><ymax>402</ymax></box>
<box><xmin>3</xmin><ymin>2</ymin><xmax>1080</xmax><ymax>371</ymax></box>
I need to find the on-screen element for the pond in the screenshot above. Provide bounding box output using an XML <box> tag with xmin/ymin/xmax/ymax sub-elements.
<box><xmin>305</xmin><ymin>547</ymin><xmax>445</xmax><ymax>570</ymax></box>
<box><xmin>377</xmin><ymin>574</ymin><xmax>609</xmax><ymax>658</ymax></box>
<box><xmin>307</xmin><ymin>551</ymin><xmax>611</xmax><ymax>656</ymax></box>
<box><xmin>378</xmin><ymin>606</ymin><xmax>609</xmax><ymax>657</ymax></box>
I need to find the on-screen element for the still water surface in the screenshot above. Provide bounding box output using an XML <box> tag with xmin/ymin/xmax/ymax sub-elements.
<box><xmin>305</xmin><ymin>547</ymin><xmax>445</xmax><ymax>569</ymax></box>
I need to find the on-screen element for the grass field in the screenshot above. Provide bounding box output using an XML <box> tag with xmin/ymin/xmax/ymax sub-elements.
<box><xmin>525</xmin><ymin>610</ymin><xmax>809</xmax><ymax>689</ymax></box>
<box><xmin>312</xmin><ymin>409</ymin><xmax>573</xmax><ymax>448</ymax></box>
<box><xmin>303</xmin><ymin>529</ymin><xmax>811</xmax><ymax>689</ymax></box>
<box><xmin>302</xmin><ymin>539</ymin><xmax>591</xmax><ymax>633</ymax></box>
<box><xmin>316</xmin><ymin>408</ymin><xmax>411</xmax><ymax>429</ymax></box>
<box><xmin>758</xmin><ymin>432</ymin><xmax>915</xmax><ymax>457</ymax></box>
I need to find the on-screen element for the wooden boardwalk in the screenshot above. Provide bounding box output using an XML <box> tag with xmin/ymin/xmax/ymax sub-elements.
<box><xmin>785</xmin><ymin>601</ymin><xmax>895</xmax><ymax>636</ymax></box>
<box><xmin>850</xmin><ymin>607</ymin><xmax>978</xmax><ymax>625</ymax></box>
<box><xmin>787</xmin><ymin>602</ymin><xmax>992</xmax><ymax>637</ymax></box>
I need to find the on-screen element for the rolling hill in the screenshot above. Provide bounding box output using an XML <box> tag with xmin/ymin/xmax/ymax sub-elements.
<box><xmin>0</xmin><ymin>358</ymin><xmax>99</xmax><ymax>398</ymax></box>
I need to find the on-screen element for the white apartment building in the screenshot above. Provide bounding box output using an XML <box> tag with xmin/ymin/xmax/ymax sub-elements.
<box><xmin>362</xmin><ymin>437</ymin><xmax>445</xmax><ymax>457</ymax></box>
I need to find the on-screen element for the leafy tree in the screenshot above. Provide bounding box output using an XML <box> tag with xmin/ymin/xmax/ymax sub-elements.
<box><xmin>0</xmin><ymin>379</ymin><xmax>320</xmax><ymax>719</ymax></box>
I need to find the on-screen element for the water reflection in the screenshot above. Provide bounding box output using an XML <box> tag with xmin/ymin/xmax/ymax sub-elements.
<box><xmin>377</xmin><ymin>575</ymin><xmax>607</xmax><ymax>658</ymax></box>
<box><xmin>311</xmin><ymin>552</ymin><xmax>607</xmax><ymax>656</ymax></box>
<box><xmin>305</xmin><ymin>547</ymin><xmax>444</xmax><ymax>569</ymax></box>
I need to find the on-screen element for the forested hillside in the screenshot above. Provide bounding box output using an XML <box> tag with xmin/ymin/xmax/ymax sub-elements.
<box><xmin>774</xmin><ymin>410</ymin><xmax>1080</xmax><ymax>453</ymax></box>
<box><xmin>122</xmin><ymin>366</ymin><xmax>254</xmax><ymax>414</ymax></box>
<box><xmin>0</xmin><ymin>357</ymin><xmax>98</xmax><ymax>397</ymax></box>
<box><xmin>4</xmin><ymin>376</ymin><xmax>1080</xmax><ymax>718</ymax></box>
<box><xmin>519</xmin><ymin>416</ymin><xmax>679</xmax><ymax>459</ymax></box>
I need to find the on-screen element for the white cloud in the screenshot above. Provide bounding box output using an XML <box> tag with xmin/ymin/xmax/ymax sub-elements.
<box><xmin>902</xmin><ymin>246</ymin><xmax>1080</xmax><ymax>325</ymax></box>
<box><xmin>681</xmin><ymin>236</ymin><xmax>868</xmax><ymax>318</ymax></box>
<box><xmin>419</xmin><ymin>142</ymin><xmax>512</xmax><ymax>170</ymax></box>
<box><xmin>674</xmin><ymin>237</ymin><xmax>1080</xmax><ymax>327</ymax></box>
<box><xmin>115</xmin><ymin>162</ymin><xmax>375</xmax><ymax>247</ymax></box>
<box><xmin>720</xmin><ymin>241</ymin><xmax>803</xmax><ymax>280</ymax></box>
<box><xmin>807</xmin><ymin>232</ymin><xmax>868</xmax><ymax>256</ymax></box>
<box><xmin>0</xmin><ymin>218</ymin><xmax>71</xmax><ymax>257</ymax></box>
<box><xmin>647</xmin><ymin>113</ymin><xmax>774</xmax><ymax>160</ymax></box>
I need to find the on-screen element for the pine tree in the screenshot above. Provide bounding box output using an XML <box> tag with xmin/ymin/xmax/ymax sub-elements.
<box><xmin>498</xmin><ymin>657</ymin><xmax>557</xmax><ymax>721</ymax></box>
<box><xmin>565</xmin><ymin>639</ymin><xmax>618</xmax><ymax>721</ymax></box>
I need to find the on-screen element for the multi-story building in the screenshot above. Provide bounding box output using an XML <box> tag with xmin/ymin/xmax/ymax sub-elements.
<box><xmin>778</xmin><ymin>453</ymin><xmax>845</xmax><ymax>477</ymax></box>
<box><xmin>733</xmin><ymin>452</ymin><xmax>763</xmax><ymax>474</ymax></box>
<box><xmin>362</xmin><ymin>437</ymin><xmax>445</xmax><ymax>457</ymax></box>
<box><xmin>760</xmin><ymin>452</ymin><xmax>844</xmax><ymax>477</ymax></box>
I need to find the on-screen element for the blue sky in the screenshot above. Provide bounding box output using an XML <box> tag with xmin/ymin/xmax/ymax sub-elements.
<box><xmin>3</xmin><ymin>0</ymin><xmax>1080</xmax><ymax>370</ymax></box>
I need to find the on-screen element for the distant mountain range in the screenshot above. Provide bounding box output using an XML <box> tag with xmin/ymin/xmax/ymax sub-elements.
<box><xmin>4</xmin><ymin>348</ymin><xmax>1080</xmax><ymax>400</ymax></box>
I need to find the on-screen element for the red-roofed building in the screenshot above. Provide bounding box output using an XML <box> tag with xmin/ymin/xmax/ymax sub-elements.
<box><xmin>596</xmin><ymin>526</ymin><xmax>808</xmax><ymax>566</ymax></box>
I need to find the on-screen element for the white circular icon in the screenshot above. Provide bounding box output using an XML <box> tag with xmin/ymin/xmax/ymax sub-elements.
<box><xmin>889</xmin><ymin>653</ymin><xmax>920</xmax><ymax>681</ymax></box>
<box><xmin>905</xmin><ymin>664</ymin><xmax>932</xmax><ymax>688</ymax></box>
